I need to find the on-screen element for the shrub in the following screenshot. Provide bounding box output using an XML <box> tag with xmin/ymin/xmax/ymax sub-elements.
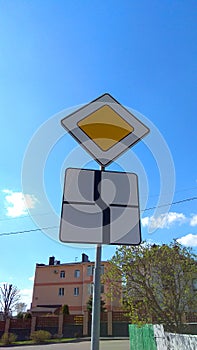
<box><xmin>17</xmin><ymin>311</ymin><xmax>24</xmax><ymax>319</ymax></box>
<box><xmin>24</xmin><ymin>312</ymin><xmax>32</xmax><ymax>319</ymax></box>
<box><xmin>62</xmin><ymin>304</ymin><xmax>69</xmax><ymax>315</ymax></box>
<box><xmin>0</xmin><ymin>332</ymin><xmax>17</xmax><ymax>345</ymax></box>
<box><xmin>30</xmin><ymin>330</ymin><xmax>51</xmax><ymax>343</ymax></box>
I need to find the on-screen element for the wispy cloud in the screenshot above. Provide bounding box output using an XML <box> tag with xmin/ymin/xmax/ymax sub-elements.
<box><xmin>3</xmin><ymin>190</ymin><xmax>37</xmax><ymax>217</ymax></box>
<box><xmin>141</xmin><ymin>212</ymin><xmax>186</xmax><ymax>230</ymax></box>
<box><xmin>177</xmin><ymin>234</ymin><xmax>197</xmax><ymax>247</ymax></box>
<box><xmin>190</xmin><ymin>215</ymin><xmax>197</xmax><ymax>227</ymax></box>
<box><xmin>0</xmin><ymin>282</ymin><xmax>33</xmax><ymax>311</ymax></box>
<box><xmin>20</xmin><ymin>288</ymin><xmax>33</xmax><ymax>309</ymax></box>
<box><xmin>28</xmin><ymin>276</ymin><xmax>34</xmax><ymax>282</ymax></box>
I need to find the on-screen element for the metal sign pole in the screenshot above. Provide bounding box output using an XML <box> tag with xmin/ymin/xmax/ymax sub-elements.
<box><xmin>91</xmin><ymin>165</ymin><xmax>105</xmax><ymax>350</ymax></box>
<box><xmin>59</xmin><ymin>94</ymin><xmax>150</xmax><ymax>349</ymax></box>
<box><xmin>91</xmin><ymin>243</ymin><xmax>102</xmax><ymax>350</ymax></box>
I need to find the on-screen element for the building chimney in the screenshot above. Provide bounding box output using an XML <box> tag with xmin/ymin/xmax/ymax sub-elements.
<box><xmin>82</xmin><ymin>253</ymin><xmax>89</xmax><ymax>262</ymax></box>
<box><xmin>49</xmin><ymin>256</ymin><xmax>55</xmax><ymax>265</ymax></box>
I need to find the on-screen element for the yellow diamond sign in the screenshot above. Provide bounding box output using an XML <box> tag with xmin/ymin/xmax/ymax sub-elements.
<box><xmin>78</xmin><ymin>105</ymin><xmax>134</xmax><ymax>151</ymax></box>
<box><xmin>61</xmin><ymin>93</ymin><xmax>149</xmax><ymax>166</ymax></box>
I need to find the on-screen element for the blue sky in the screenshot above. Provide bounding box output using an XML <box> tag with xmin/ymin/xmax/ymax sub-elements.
<box><xmin>0</xmin><ymin>0</ymin><xmax>197</xmax><ymax>309</ymax></box>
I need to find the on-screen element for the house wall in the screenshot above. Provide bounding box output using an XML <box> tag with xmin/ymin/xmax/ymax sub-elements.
<box><xmin>32</xmin><ymin>258</ymin><xmax>121</xmax><ymax>314</ymax></box>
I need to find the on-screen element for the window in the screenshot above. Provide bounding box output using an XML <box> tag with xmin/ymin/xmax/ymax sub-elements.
<box><xmin>101</xmin><ymin>265</ymin><xmax>104</xmax><ymax>274</ymax></box>
<box><xmin>74</xmin><ymin>287</ymin><xmax>79</xmax><ymax>296</ymax></box>
<box><xmin>87</xmin><ymin>265</ymin><xmax>94</xmax><ymax>276</ymax></box>
<box><xmin>192</xmin><ymin>278</ymin><xmax>197</xmax><ymax>291</ymax></box>
<box><xmin>60</xmin><ymin>270</ymin><xmax>65</xmax><ymax>278</ymax></box>
<box><xmin>88</xmin><ymin>283</ymin><xmax>104</xmax><ymax>294</ymax></box>
<box><xmin>88</xmin><ymin>283</ymin><xmax>93</xmax><ymax>295</ymax></box>
<box><xmin>74</xmin><ymin>269</ymin><xmax>80</xmax><ymax>278</ymax></box>
<box><xmin>59</xmin><ymin>287</ymin><xmax>64</xmax><ymax>296</ymax></box>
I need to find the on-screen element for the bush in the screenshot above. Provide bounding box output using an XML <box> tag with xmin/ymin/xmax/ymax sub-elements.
<box><xmin>0</xmin><ymin>332</ymin><xmax>17</xmax><ymax>345</ymax></box>
<box><xmin>16</xmin><ymin>311</ymin><xmax>24</xmax><ymax>319</ymax></box>
<box><xmin>62</xmin><ymin>304</ymin><xmax>69</xmax><ymax>315</ymax></box>
<box><xmin>30</xmin><ymin>330</ymin><xmax>51</xmax><ymax>343</ymax></box>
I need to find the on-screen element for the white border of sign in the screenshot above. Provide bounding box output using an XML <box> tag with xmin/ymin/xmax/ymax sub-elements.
<box><xmin>61</xmin><ymin>93</ymin><xmax>150</xmax><ymax>166</ymax></box>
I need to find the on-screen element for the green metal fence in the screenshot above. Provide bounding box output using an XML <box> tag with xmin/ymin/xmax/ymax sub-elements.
<box><xmin>129</xmin><ymin>324</ymin><xmax>157</xmax><ymax>350</ymax></box>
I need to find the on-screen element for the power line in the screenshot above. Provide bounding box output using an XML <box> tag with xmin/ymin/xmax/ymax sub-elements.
<box><xmin>1</xmin><ymin>196</ymin><xmax>196</xmax><ymax>222</ymax></box>
<box><xmin>0</xmin><ymin>196</ymin><xmax>197</xmax><ymax>238</ymax></box>
<box><xmin>0</xmin><ymin>226</ymin><xmax>58</xmax><ymax>237</ymax></box>
<box><xmin>0</xmin><ymin>186</ymin><xmax>196</xmax><ymax>222</ymax></box>
<box><xmin>0</xmin><ymin>212</ymin><xmax>53</xmax><ymax>222</ymax></box>
<box><xmin>142</xmin><ymin>196</ymin><xmax>197</xmax><ymax>212</ymax></box>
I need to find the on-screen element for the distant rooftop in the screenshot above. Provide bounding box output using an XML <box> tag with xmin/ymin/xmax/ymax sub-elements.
<box><xmin>36</xmin><ymin>253</ymin><xmax>91</xmax><ymax>267</ymax></box>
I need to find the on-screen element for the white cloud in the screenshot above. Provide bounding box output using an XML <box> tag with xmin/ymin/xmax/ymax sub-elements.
<box><xmin>177</xmin><ymin>234</ymin><xmax>197</xmax><ymax>247</ymax></box>
<box><xmin>3</xmin><ymin>190</ymin><xmax>37</xmax><ymax>217</ymax></box>
<box><xmin>190</xmin><ymin>215</ymin><xmax>197</xmax><ymax>227</ymax></box>
<box><xmin>28</xmin><ymin>276</ymin><xmax>34</xmax><ymax>282</ymax></box>
<box><xmin>0</xmin><ymin>282</ymin><xmax>33</xmax><ymax>312</ymax></box>
<box><xmin>141</xmin><ymin>217</ymin><xmax>149</xmax><ymax>227</ymax></box>
<box><xmin>141</xmin><ymin>212</ymin><xmax>186</xmax><ymax>230</ymax></box>
<box><xmin>20</xmin><ymin>288</ymin><xmax>33</xmax><ymax>310</ymax></box>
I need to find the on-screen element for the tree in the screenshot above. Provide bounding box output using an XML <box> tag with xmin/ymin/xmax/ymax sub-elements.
<box><xmin>15</xmin><ymin>302</ymin><xmax>27</xmax><ymax>316</ymax></box>
<box><xmin>62</xmin><ymin>304</ymin><xmax>69</xmax><ymax>315</ymax></box>
<box><xmin>0</xmin><ymin>284</ymin><xmax>20</xmax><ymax>319</ymax></box>
<box><xmin>87</xmin><ymin>295</ymin><xmax>106</xmax><ymax>313</ymax></box>
<box><xmin>104</xmin><ymin>241</ymin><xmax>197</xmax><ymax>332</ymax></box>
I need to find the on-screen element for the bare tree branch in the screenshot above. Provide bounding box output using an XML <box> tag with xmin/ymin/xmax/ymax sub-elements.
<box><xmin>0</xmin><ymin>283</ymin><xmax>20</xmax><ymax>319</ymax></box>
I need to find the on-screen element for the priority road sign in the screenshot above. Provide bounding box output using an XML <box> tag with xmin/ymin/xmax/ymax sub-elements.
<box><xmin>61</xmin><ymin>93</ymin><xmax>150</xmax><ymax>166</ymax></box>
<box><xmin>60</xmin><ymin>93</ymin><xmax>150</xmax><ymax>350</ymax></box>
<box><xmin>59</xmin><ymin>168</ymin><xmax>141</xmax><ymax>245</ymax></box>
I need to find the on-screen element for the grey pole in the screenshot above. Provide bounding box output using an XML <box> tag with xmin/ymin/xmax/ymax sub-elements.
<box><xmin>91</xmin><ymin>243</ymin><xmax>102</xmax><ymax>350</ymax></box>
<box><xmin>91</xmin><ymin>165</ymin><xmax>105</xmax><ymax>350</ymax></box>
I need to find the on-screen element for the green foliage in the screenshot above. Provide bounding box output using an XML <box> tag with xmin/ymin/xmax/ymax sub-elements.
<box><xmin>14</xmin><ymin>302</ymin><xmax>27</xmax><ymax>315</ymax></box>
<box><xmin>104</xmin><ymin>241</ymin><xmax>197</xmax><ymax>332</ymax></box>
<box><xmin>86</xmin><ymin>295</ymin><xmax>106</xmax><ymax>313</ymax></box>
<box><xmin>62</xmin><ymin>304</ymin><xmax>69</xmax><ymax>315</ymax></box>
<box><xmin>0</xmin><ymin>332</ymin><xmax>17</xmax><ymax>345</ymax></box>
<box><xmin>16</xmin><ymin>311</ymin><xmax>31</xmax><ymax>319</ymax></box>
<box><xmin>30</xmin><ymin>330</ymin><xmax>51</xmax><ymax>343</ymax></box>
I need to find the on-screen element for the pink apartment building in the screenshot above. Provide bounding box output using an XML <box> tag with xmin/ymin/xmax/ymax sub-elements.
<box><xmin>31</xmin><ymin>254</ymin><xmax>121</xmax><ymax>315</ymax></box>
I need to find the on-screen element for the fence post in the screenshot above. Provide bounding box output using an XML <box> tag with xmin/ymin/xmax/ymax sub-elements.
<box><xmin>58</xmin><ymin>313</ymin><xmax>64</xmax><ymax>337</ymax></box>
<box><xmin>181</xmin><ymin>313</ymin><xmax>186</xmax><ymax>323</ymax></box>
<box><xmin>4</xmin><ymin>318</ymin><xmax>10</xmax><ymax>334</ymax></box>
<box><xmin>30</xmin><ymin>316</ymin><xmax>37</xmax><ymax>335</ymax></box>
<box><xmin>107</xmin><ymin>311</ymin><xmax>112</xmax><ymax>336</ymax></box>
<box><xmin>83</xmin><ymin>311</ymin><xmax>89</xmax><ymax>336</ymax></box>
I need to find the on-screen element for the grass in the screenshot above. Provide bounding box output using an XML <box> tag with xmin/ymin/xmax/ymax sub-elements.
<box><xmin>0</xmin><ymin>337</ymin><xmax>75</xmax><ymax>346</ymax></box>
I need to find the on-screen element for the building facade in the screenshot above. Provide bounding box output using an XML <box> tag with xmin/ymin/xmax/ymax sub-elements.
<box><xmin>31</xmin><ymin>254</ymin><xmax>121</xmax><ymax>315</ymax></box>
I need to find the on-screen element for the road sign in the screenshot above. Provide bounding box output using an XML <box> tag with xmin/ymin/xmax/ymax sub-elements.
<box><xmin>61</xmin><ymin>93</ymin><xmax>150</xmax><ymax>166</ymax></box>
<box><xmin>60</xmin><ymin>93</ymin><xmax>150</xmax><ymax>350</ymax></box>
<box><xmin>59</xmin><ymin>168</ymin><xmax>141</xmax><ymax>245</ymax></box>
